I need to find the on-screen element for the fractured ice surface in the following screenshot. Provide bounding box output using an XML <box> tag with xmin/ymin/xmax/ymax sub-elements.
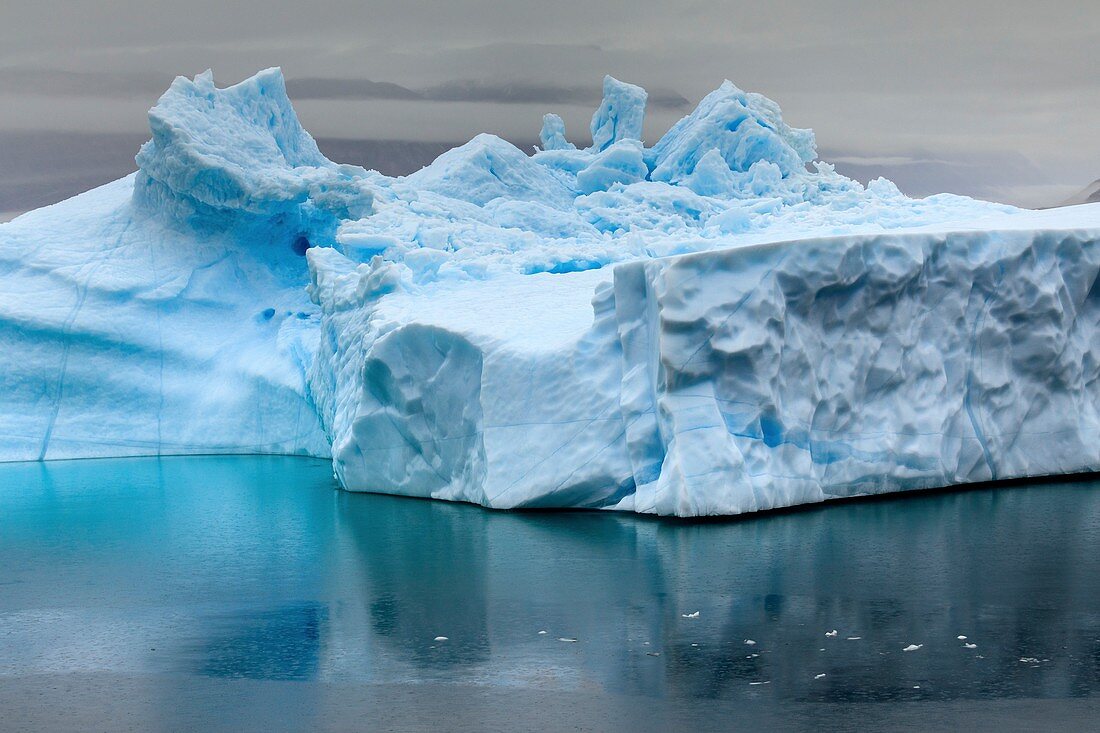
<box><xmin>2</xmin><ymin>67</ymin><xmax>1098</xmax><ymax>515</ymax></box>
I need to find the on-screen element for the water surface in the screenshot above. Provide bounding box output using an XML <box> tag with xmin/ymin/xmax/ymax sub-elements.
<box><xmin>2</xmin><ymin>456</ymin><xmax>1100</xmax><ymax>730</ymax></box>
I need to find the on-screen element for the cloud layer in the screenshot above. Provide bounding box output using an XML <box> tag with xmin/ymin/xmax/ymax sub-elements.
<box><xmin>1</xmin><ymin>1</ymin><xmax>1096</xmax><ymax>208</ymax></box>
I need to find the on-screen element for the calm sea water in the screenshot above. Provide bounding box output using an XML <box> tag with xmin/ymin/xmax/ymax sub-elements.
<box><xmin>2</xmin><ymin>456</ymin><xmax>1100</xmax><ymax>731</ymax></box>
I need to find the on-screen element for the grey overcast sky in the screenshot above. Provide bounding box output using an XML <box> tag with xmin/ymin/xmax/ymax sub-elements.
<box><xmin>0</xmin><ymin>0</ymin><xmax>1097</xmax><ymax>209</ymax></box>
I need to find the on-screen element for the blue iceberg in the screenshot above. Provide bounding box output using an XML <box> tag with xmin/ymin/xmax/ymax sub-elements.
<box><xmin>2</xmin><ymin>67</ymin><xmax>1098</xmax><ymax>516</ymax></box>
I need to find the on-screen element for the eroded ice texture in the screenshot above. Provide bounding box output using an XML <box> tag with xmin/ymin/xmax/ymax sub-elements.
<box><xmin>589</xmin><ymin>75</ymin><xmax>648</xmax><ymax>153</ymax></box>
<box><xmin>539</xmin><ymin>113</ymin><xmax>575</xmax><ymax>152</ymax></box>
<box><xmin>2</xmin><ymin>68</ymin><xmax>1099</xmax><ymax>515</ymax></box>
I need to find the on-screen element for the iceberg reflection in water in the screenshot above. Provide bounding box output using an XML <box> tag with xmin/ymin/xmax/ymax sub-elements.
<box><xmin>3</xmin><ymin>456</ymin><xmax>1100</xmax><ymax>724</ymax></box>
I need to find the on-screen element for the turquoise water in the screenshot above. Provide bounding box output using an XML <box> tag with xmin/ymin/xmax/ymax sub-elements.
<box><xmin>3</xmin><ymin>456</ymin><xmax>1100</xmax><ymax>729</ymax></box>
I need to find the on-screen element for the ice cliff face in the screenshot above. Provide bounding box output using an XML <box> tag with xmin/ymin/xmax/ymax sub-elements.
<box><xmin>2</xmin><ymin>67</ymin><xmax>1099</xmax><ymax>515</ymax></box>
<box><xmin>310</xmin><ymin>215</ymin><xmax>1100</xmax><ymax>513</ymax></box>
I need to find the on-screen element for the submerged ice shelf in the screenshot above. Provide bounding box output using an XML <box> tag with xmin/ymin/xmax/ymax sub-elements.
<box><xmin>1</xmin><ymin>68</ymin><xmax>1098</xmax><ymax>516</ymax></box>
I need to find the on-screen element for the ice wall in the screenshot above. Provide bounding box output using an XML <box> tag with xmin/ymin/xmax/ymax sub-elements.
<box><xmin>310</xmin><ymin>214</ymin><xmax>1100</xmax><ymax>514</ymax></box>
<box><xmin>611</xmin><ymin>222</ymin><xmax>1100</xmax><ymax>514</ymax></box>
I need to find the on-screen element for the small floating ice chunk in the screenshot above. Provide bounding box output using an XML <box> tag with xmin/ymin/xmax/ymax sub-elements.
<box><xmin>744</xmin><ymin>639</ymin><xmax>756</xmax><ymax>645</ymax></box>
<box><xmin>846</xmin><ymin>636</ymin><xmax>861</xmax><ymax>641</ymax></box>
<box><xmin>434</xmin><ymin>636</ymin><xmax>448</xmax><ymax>641</ymax></box>
<box><xmin>902</xmin><ymin>644</ymin><xmax>922</xmax><ymax>652</ymax></box>
<box><xmin>957</xmin><ymin>635</ymin><xmax>968</xmax><ymax>640</ymax></box>
<box><xmin>964</xmin><ymin>643</ymin><xmax>977</xmax><ymax>649</ymax></box>
<box><xmin>1019</xmin><ymin>657</ymin><xmax>1040</xmax><ymax>663</ymax></box>
<box><xmin>749</xmin><ymin>681</ymin><xmax>770</xmax><ymax>686</ymax></box>
<box><xmin>682</xmin><ymin>611</ymin><xmax>700</xmax><ymax>618</ymax></box>
<box><xmin>559</xmin><ymin>637</ymin><xmax>578</xmax><ymax>643</ymax></box>
<box><xmin>814</xmin><ymin>673</ymin><xmax>826</xmax><ymax>679</ymax></box>
<box><xmin>825</xmin><ymin>630</ymin><xmax>838</xmax><ymax>637</ymax></box>
<box><xmin>538</xmin><ymin>630</ymin><xmax>548</xmax><ymax>635</ymax></box>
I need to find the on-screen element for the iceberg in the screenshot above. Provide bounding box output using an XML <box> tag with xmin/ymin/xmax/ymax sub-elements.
<box><xmin>1</xmin><ymin>68</ymin><xmax>1098</xmax><ymax>516</ymax></box>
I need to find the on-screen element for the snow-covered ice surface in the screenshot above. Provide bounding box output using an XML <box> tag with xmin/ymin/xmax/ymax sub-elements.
<box><xmin>2</xmin><ymin>68</ymin><xmax>1099</xmax><ymax>516</ymax></box>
